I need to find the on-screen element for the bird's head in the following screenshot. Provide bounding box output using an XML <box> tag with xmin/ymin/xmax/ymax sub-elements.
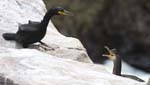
<box><xmin>102</xmin><ymin>46</ymin><xmax>117</xmax><ymax>60</ymax></box>
<box><xmin>49</xmin><ymin>7</ymin><xmax>73</xmax><ymax>16</ymax></box>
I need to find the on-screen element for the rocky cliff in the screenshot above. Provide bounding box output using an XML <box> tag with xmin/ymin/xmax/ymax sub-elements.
<box><xmin>0</xmin><ymin>0</ymin><xmax>146</xmax><ymax>85</ymax></box>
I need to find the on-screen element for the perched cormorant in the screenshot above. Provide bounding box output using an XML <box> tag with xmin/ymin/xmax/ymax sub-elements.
<box><xmin>103</xmin><ymin>46</ymin><xmax>145</xmax><ymax>82</ymax></box>
<box><xmin>2</xmin><ymin>7</ymin><xmax>73</xmax><ymax>48</ymax></box>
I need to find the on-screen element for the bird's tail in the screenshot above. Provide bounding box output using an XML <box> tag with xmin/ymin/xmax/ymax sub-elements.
<box><xmin>2</xmin><ymin>33</ymin><xmax>16</xmax><ymax>40</ymax></box>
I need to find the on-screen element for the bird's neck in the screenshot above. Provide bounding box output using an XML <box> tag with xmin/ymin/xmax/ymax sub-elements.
<box><xmin>113</xmin><ymin>54</ymin><xmax>122</xmax><ymax>76</ymax></box>
<box><xmin>40</xmin><ymin>11</ymin><xmax>54</xmax><ymax>29</ymax></box>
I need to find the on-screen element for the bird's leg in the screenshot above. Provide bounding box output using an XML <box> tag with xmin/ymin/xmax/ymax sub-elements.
<box><xmin>39</xmin><ymin>41</ymin><xmax>54</xmax><ymax>50</ymax></box>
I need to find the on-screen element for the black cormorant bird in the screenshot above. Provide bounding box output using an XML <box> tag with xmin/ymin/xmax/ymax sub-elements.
<box><xmin>2</xmin><ymin>7</ymin><xmax>73</xmax><ymax>48</ymax></box>
<box><xmin>103</xmin><ymin>46</ymin><xmax>145</xmax><ymax>82</ymax></box>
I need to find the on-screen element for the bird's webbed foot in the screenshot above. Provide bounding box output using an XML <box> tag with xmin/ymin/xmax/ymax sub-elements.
<box><xmin>39</xmin><ymin>41</ymin><xmax>54</xmax><ymax>50</ymax></box>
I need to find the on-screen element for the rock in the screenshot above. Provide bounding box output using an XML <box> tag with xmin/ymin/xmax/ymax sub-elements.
<box><xmin>0</xmin><ymin>0</ymin><xmax>92</xmax><ymax>63</ymax></box>
<box><xmin>0</xmin><ymin>0</ymin><xmax>146</xmax><ymax>85</ymax></box>
<box><xmin>0</xmin><ymin>47</ymin><xmax>145</xmax><ymax>85</ymax></box>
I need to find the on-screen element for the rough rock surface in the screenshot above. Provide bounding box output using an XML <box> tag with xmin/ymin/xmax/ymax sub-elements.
<box><xmin>0</xmin><ymin>48</ymin><xmax>145</xmax><ymax>85</ymax></box>
<box><xmin>0</xmin><ymin>0</ymin><xmax>92</xmax><ymax>63</ymax></box>
<box><xmin>0</xmin><ymin>0</ymin><xmax>146</xmax><ymax>85</ymax></box>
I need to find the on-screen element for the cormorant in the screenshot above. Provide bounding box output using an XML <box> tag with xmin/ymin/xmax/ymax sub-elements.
<box><xmin>103</xmin><ymin>46</ymin><xmax>145</xmax><ymax>82</ymax></box>
<box><xmin>2</xmin><ymin>7</ymin><xmax>73</xmax><ymax>48</ymax></box>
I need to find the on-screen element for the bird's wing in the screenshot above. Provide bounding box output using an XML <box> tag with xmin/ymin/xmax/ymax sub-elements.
<box><xmin>17</xmin><ymin>25</ymin><xmax>40</xmax><ymax>38</ymax></box>
<box><xmin>28</xmin><ymin>20</ymin><xmax>40</xmax><ymax>24</ymax></box>
<box><xmin>19</xmin><ymin>24</ymin><xmax>39</xmax><ymax>32</ymax></box>
<box><xmin>16</xmin><ymin>24</ymin><xmax>40</xmax><ymax>42</ymax></box>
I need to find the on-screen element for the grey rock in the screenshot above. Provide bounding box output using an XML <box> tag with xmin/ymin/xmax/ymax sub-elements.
<box><xmin>0</xmin><ymin>47</ymin><xmax>145</xmax><ymax>85</ymax></box>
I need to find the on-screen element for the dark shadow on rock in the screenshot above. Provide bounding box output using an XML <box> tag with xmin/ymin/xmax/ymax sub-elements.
<box><xmin>0</xmin><ymin>74</ymin><xmax>19</xmax><ymax>85</ymax></box>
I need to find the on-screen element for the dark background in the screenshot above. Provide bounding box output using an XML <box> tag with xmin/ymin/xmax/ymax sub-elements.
<box><xmin>43</xmin><ymin>0</ymin><xmax>150</xmax><ymax>72</ymax></box>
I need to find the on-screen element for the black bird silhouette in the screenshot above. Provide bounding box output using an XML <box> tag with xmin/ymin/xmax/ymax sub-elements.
<box><xmin>3</xmin><ymin>7</ymin><xmax>73</xmax><ymax>48</ymax></box>
<box><xmin>103</xmin><ymin>46</ymin><xmax>145</xmax><ymax>82</ymax></box>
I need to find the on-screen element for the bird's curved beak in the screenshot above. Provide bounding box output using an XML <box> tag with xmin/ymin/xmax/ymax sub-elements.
<box><xmin>58</xmin><ymin>10</ymin><xmax>74</xmax><ymax>16</ymax></box>
<box><xmin>102</xmin><ymin>46</ymin><xmax>116</xmax><ymax>60</ymax></box>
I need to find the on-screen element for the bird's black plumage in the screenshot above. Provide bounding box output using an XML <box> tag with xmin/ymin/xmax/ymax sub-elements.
<box><xmin>3</xmin><ymin>7</ymin><xmax>72</xmax><ymax>48</ymax></box>
<box><xmin>103</xmin><ymin>47</ymin><xmax>145</xmax><ymax>82</ymax></box>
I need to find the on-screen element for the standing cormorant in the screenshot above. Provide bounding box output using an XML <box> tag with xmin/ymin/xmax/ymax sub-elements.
<box><xmin>103</xmin><ymin>46</ymin><xmax>145</xmax><ymax>82</ymax></box>
<box><xmin>2</xmin><ymin>7</ymin><xmax>73</xmax><ymax>48</ymax></box>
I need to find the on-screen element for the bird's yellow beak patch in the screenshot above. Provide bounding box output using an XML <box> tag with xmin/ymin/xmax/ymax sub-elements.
<box><xmin>58</xmin><ymin>10</ymin><xmax>74</xmax><ymax>16</ymax></box>
<box><xmin>58</xmin><ymin>11</ymin><xmax>66</xmax><ymax>15</ymax></box>
<box><xmin>102</xmin><ymin>46</ymin><xmax>116</xmax><ymax>60</ymax></box>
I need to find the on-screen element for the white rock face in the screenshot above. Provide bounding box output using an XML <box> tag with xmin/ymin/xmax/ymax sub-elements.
<box><xmin>0</xmin><ymin>48</ymin><xmax>145</xmax><ymax>85</ymax></box>
<box><xmin>0</xmin><ymin>0</ymin><xmax>92</xmax><ymax>63</ymax></box>
<box><xmin>0</xmin><ymin>0</ymin><xmax>146</xmax><ymax>85</ymax></box>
